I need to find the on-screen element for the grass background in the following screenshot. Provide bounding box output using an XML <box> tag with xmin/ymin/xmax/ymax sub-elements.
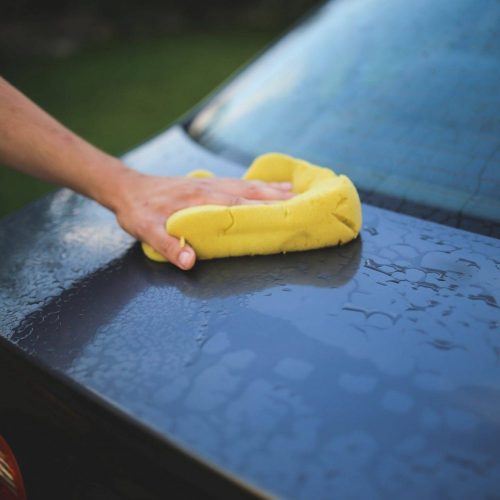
<box><xmin>0</xmin><ymin>31</ymin><xmax>274</xmax><ymax>218</ymax></box>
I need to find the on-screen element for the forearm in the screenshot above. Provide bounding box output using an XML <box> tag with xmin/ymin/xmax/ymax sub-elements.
<box><xmin>0</xmin><ymin>77</ymin><xmax>135</xmax><ymax>211</ymax></box>
<box><xmin>0</xmin><ymin>77</ymin><xmax>293</xmax><ymax>270</ymax></box>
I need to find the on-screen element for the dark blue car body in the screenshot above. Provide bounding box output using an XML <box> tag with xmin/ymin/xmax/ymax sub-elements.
<box><xmin>1</xmin><ymin>0</ymin><xmax>499</xmax><ymax>498</ymax></box>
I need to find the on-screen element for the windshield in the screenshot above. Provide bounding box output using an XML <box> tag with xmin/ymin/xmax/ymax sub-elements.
<box><xmin>189</xmin><ymin>0</ymin><xmax>500</xmax><ymax>234</ymax></box>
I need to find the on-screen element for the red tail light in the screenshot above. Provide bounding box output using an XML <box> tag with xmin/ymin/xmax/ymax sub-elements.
<box><xmin>0</xmin><ymin>435</ymin><xmax>26</xmax><ymax>500</ymax></box>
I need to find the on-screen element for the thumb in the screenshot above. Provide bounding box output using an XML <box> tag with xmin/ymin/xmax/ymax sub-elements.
<box><xmin>145</xmin><ymin>224</ymin><xmax>196</xmax><ymax>270</ymax></box>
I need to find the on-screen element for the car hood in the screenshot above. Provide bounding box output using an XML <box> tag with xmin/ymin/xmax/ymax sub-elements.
<box><xmin>1</xmin><ymin>126</ymin><xmax>499</xmax><ymax>498</ymax></box>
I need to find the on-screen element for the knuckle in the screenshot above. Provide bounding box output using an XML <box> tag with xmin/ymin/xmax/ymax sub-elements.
<box><xmin>160</xmin><ymin>237</ymin><xmax>178</xmax><ymax>257</ymax></box>
<box><xmin>158</xmin><ymin>243</ymin><xmax>173</xmax><ymax>258</ymax></box>
<box><xmin>245</xmin><ymin>184</ymin><xmax>260</xmax><ymax>197</ymax></box>
<box><xmin>230</xmin><ymin>196</ymin><xmax>244</xmax><ymax>205</ymax></box>
<box><xmin>189</xmin><ymin>186</ymin><xmax>204</xmax><ymax>200</ymax></box>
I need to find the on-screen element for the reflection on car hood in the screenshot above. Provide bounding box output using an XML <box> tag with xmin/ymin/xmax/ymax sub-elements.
<box><xmin>1</xmin><ymin>126</ymin><xmax>499</xmax><ymax>498</ymax></box>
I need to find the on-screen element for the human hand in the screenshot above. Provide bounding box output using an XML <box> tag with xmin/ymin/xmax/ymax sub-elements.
<box><xmin>0</xmin><ymin>78</ymin><xmax>292</xmax><ymax>269</ymax></box>
<box><xmin>112</xmin><ymin>170</ymin><xmax>294</xmax><ymax>270</ymax></box>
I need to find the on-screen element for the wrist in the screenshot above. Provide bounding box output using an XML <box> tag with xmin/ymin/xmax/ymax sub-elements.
<box><xmin>91</xmin><ymin>156</ymin><xmax>144</xmax><ymax>214</ymax></box>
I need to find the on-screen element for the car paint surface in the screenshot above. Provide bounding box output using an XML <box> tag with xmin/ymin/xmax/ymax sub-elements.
<box><xmin>191</xmin><ymin>0</ymin><xmax>500</xmax><ymax>237</ymax></box>
<box><xmin>1</xmin><ymin>126</ymin><xmax>499</xmax><ymax>498</ymax></box>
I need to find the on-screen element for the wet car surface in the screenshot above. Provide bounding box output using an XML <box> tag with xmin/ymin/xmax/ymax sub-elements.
<box><xmin>1</xmin><ymin>126</ymin><xmax>500</xmax><ymax>498</ymax></box>
<box><xmin>1</xmin><ymin>0</ymin><xmax>500</xmax><ymax>497</ymax></box>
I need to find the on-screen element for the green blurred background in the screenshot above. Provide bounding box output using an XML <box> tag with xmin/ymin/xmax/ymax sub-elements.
<box><xmin>0</xmin><ymin>0</ymin><xmax>318</xmax><ymax>218</ymax></box>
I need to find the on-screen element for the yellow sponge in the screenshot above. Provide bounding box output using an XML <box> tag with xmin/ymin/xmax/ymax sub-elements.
<box><xmin>142</xmin><ymin>153</ymin><xmax>362</xmax><ymax>262</ymax></box>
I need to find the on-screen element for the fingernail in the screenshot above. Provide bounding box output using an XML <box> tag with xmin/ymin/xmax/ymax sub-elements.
<box><xmin>179</xmin><ymin>250</ymin><xmax>192</xmax><ymax>269</ymax></box>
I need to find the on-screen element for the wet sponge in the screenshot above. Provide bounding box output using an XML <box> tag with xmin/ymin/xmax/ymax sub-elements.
<box><xmin>142</xmin><ymin>153</ymin><xmax>362</xmax><ymax>262</ymax></box>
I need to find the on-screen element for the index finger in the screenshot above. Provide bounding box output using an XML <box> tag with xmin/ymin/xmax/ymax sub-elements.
<box><xmin>208</xmin><ymin>178</ymin><xmax>295</xmax><ymax>201</ymax></box>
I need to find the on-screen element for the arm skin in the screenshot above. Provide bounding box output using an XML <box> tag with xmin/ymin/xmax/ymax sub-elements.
<box><xmin>0</xmin><ymin>77</ymin><xmax>293</xmax><ymax>270</ymax></box>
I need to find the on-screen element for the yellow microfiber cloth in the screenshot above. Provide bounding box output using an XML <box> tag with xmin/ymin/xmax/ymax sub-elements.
<box><xmin>142</xmin><ymin>153</ymin><xmax>362</xmax><ymax>262</ymax></box>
